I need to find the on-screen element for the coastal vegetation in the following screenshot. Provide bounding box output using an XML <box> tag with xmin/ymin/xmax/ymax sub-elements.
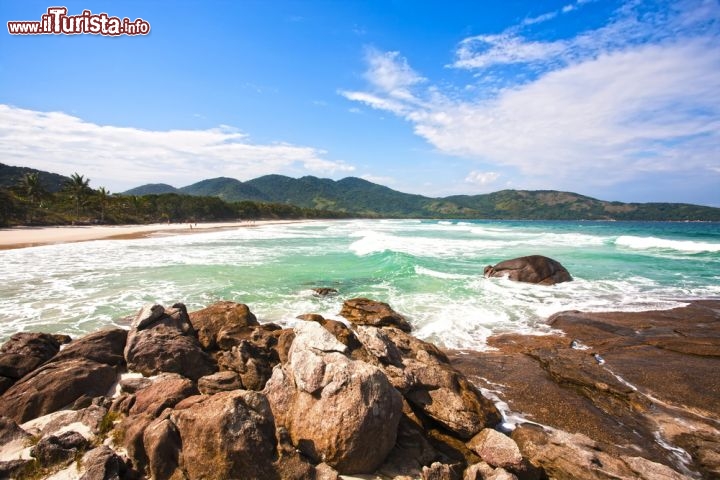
<box><xmin>2</xmin><ymin>162</ymin><xmax>719</xmax><ymax>227</ymax></box>
<box><xmin>0</xmin><ymin>165</ymin><xmax>350</xmax><ymax>227</ymax></box>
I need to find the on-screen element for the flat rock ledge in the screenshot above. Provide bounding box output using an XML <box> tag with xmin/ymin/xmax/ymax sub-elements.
<box><xmin>0</xmin><ymin>298</ymin><xmax>714</xmax><ymax>480</ymax></box>
<box><xmin>450</xmin><ymin>300</ymin><xmax>720</xmax><ymax>480</ymax></box>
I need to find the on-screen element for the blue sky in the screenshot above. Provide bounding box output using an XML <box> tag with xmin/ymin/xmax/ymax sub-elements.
<box><xmin>1</xmin><ymin>0</ymin><xmax>719</xmax><ymax>206</ymax></box>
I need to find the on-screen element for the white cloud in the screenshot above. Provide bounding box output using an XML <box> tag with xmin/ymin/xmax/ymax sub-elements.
<box><xmin>521</xmin><ymin>11</ymin><xmax>559</xmax><ymax>27</ymax></box>
<box><xmin>364</xmin><ymin>49</ymin><xmax>425</xmax><ymax>96</ymax></box>
<box><xmin>0</xmin><ymin>105</ymin><xmax>354</xmax><ymax>191</ymax></box>
<box><xmin>340</xmin><ymin>90</ymin><xmax>409</xmax><ymax>115</ymax></box>
<box><xmin>451</xmin><ymin>0</ymin><xmax>720</xmax><ymax>72</ymax></box>
<box><xmin>342</xmin><ymin>1</ymin><xmax>720</xmax><ymax>192</ymax></box>
<box><xmin>465</xmin><ymin>171</ymin><xmax>500</xmax><ymax>186</ymax></box>
<box><xmin>453</xmin><ymin>34</ymin><xmax>567</xmax><ymax>70</ymax></box>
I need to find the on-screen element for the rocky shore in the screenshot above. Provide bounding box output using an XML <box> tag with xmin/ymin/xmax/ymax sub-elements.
<box><xmin>0</xmin><ymin>298</ymin><xmax>717</xmax><ymax>479</ymax></box>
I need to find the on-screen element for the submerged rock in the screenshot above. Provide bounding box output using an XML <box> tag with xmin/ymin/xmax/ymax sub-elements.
<box><xmin>313</xmin><ymin>287</ymin><xmax>339</xmax><ymax>296</ymax></box>
<box><xmin>484</xmin><ymin>255</ymin><xmax>572</xmax><ymax>285</ymax></box>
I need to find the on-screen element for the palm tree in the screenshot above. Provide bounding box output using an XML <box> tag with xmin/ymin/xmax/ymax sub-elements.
<box><xmin>19</xmin><ymin>173</ymin><xmax>47</xmax><ymax>223</ymax></box>
<box><xmin>65</xmin><ymin>173</ymin><xmax>91</xmax><ymax>222</ymax></box>
<box><xmin>96</xmin><ymin>187</ymin><xmax>110</xmax><ymax>223</ymax></box>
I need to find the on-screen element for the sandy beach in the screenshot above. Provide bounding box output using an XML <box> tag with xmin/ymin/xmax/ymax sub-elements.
<box><xmin>0</xmin><ymin>220</ymin><xmax>306</xmax><ymax>250</ymax></box>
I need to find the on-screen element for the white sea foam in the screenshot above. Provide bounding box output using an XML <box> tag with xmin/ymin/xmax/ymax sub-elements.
<box><xmin>348</xmin><ymin>229</ymin><xmax>502</xmax><ymax>257</ymax></box>
<box><xmin>616</xmin><ymin>235</ymin><xmax>720</xmax><ymax>253</ymax></box>
<box><xmin>414</xmin><ymin>266</ymin><xmax>470</xmax><ymax>280</ymax></box>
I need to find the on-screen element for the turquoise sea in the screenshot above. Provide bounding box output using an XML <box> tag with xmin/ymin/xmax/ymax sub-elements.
<box><xmin>1</xmin><ymin>219</ymin><xmax>719</xmax><ymax>348</ymax></box>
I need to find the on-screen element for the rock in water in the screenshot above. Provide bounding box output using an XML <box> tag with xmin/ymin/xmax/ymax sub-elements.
<box><xmin>313</xmin><ymin>287</ymin><xmax>339</xmax><ymax>297</ymax></box>
<box><xmin>484</xmin><ymin>255</ymin><xmax>572</xmax><ymax>285</ymax></box>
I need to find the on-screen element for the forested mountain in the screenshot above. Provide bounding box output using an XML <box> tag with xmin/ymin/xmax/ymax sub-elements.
<box><xmin>126</xmin><ymin>174</ymin><xmax>720</xmax><ymax>221</ymax></box>
<box><xmin>179</xmin><ymin>177</ymin><xmax>268</xmax><ymax>202</ymax></box>
<box><xmin>0</xmin><ymin>163</ymin><xmax>70</xmax><ymax>192</ymax></box>
<box><xmin>3</xmin><ymin>162</ymin><xmax>718</xmax><ymax>223</ymax></box>
<box><xmin>123</xmin><ymin>183</ymin><xmax>180</xmax><ymax>195</ymax></box>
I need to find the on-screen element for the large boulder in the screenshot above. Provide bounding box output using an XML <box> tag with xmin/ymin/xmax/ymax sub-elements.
<box><xmin>198</xmin><ymin>370</ymin><xmax>243</xmax><ymax>395</ymax></box>
<box><xmin>264</xmin><ymin>321</ymin><xmax>403</xmax><ymax>474</ymax></box>
<box><xmin>216</xmin><ymin>340</ymin><xmax>275</xmax><ymax>390</ymax></box>
<box><xmin>124</xmin><ymin>303</ymin><xmax>216</xmax><ymax>381</ymax></box>
<box><xmin>129</xmin><ymin>373</ymin><xmax>198</xmax><ymax>417</ymax></box>
<box><xmin>340</xmin><ymin>298</ymin><xmax>413</xmax><ymax>332</ymax></box>
<box><xmin>466</xmin><ymin>429</ymin><xmax>522</xmax><ymax>470</ymax></box>
<box><xmin>361</xmin><ymin>326</ymin><xmax>501</xmax><ymax>440</ymax></box>
<box><xmin>31</xmin><ymin>430</ymin><xmax>89</xmax><ymax>466</ymax></box>
<box><xmin>484</xmin><ymin>255</ymin><xmax>572</xmax><ymax>285</ymax></box>
<box><xmin>52</xmin><ymin>328</ymin><xmax>127</xmax><ymax>367</ymax></box>
<box><xmin>188</xmin><ymin>301</ymin><xmax>260</xmax><ymax>351</ymax></box>
<box><xmin>169</xmin><ymin>391</ymin><xmax>278</xmax><ymax>480</ymax></box>
<box><xmin>143</xmin><ymin>413</ymin><xmax>182</xmax><ymax>480</ymax></box>
<box><xmin>0</xmin><ymin>332</ymin><xmax>62</xmax><ymax>392</ymax></box>
<box><xmin>1</xmin><ymin>358</ymin><xmax>117</xmax><ymax>423</ymax></box>
<box><xmin>79</xmin><ymin>445</ymin><xmax>130</xmax><ymax>480</ymax></box>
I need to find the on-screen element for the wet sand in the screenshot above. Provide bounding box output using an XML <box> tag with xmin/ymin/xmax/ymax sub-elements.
<box><xmin>0</xmin><ymin>220</ymin><xmax>308</xmax><ymax>250</ymax></box>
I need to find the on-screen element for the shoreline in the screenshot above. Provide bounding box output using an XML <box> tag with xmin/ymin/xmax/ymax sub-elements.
<box><xmin>0</xmin><ymin>219</ymin><xmax>311</xmax><ymax>250</ymax></box>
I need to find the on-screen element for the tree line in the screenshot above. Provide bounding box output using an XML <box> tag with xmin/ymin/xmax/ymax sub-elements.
<box><xmin>0</xmin><ymin>172</ymin><xmax>352</xmax><ymax>227</ymax></box>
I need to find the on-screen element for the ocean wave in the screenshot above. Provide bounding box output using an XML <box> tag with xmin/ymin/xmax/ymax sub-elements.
<box><xmin>615</xmin><ymin>235</ymin><xmax>720</xmax><ymax>253</ymax></box>
<box><xmin>348</xmin><ymin>229</ymin><xmax>506</xmax><ymax>257</ymax></box>
<box><xmin>414</xmin><ymin>266</ymin><xmax>470</xmax><ymax>280</ymax></box>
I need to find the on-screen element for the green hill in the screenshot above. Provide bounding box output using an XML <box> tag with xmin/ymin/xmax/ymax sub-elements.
<box><xmin>0</xmin><ymin>163</ymin><xmax>70</xmax><ymax>192</ymax></box>
<box><xmin>243</xmin><ymin>175</ymin><xmax>428</xmax><ymax>215</ymax></box>
<box><xmin>440</xmin><ymin>190</ymin><xmax>720</xmax><ymax>220</ymax></box>
<box><xmin>123</xmin><ymin>183</ymin><xmax>181</xmax><ymax>195</ymax></box>
<box><xmin>179</xmin><ymin>177</ymin><xmax>268</xmax><ymax>202</ymax></box>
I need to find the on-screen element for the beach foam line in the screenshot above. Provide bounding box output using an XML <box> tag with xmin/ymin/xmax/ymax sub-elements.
<box><xmin>615</xmin><ymin>235</ymin><xmax>720</xmax><ymax>253</ymax></box>
<box><xmin>0</xmin><ymin>220</ymin><xmax>310</xmax><ymax>250</ymax></box>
